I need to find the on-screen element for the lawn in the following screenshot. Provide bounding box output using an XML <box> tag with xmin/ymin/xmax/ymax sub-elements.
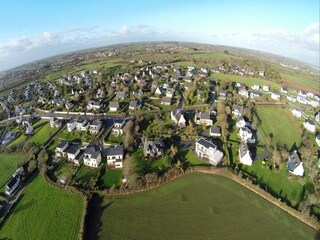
<box><xmin>0</xmin><ymin>176</ymin><xmax>84</xmax><ymax>240</ymax></box>
<box><xmin>242</xmin><ymin>160</ymin><xmax>304</xmax><ymax>206</ymax></box>
<box><xmin>73</xmin><ymin>165</ymin><xmax>102</xmax><ymax>189</ymax></box>
<box><xmin>256</xmin><ymin>106</ymin><xmax>302</xmax><ymax>149</ymax></box>
<box><xmin>211</xmin><ymin>72</ymin><xmax>280</xmax><ymax>90</ymax></box>
<box><xmin>280</xmin><ymin>72</ymin><xmax>319</xmax><ymax>91</ymax></box>
<box><xmin>29</xmin><ymin>121</ymin><xmax>58</xmax><ymax>146</ymax></box>
<box><xmin>85</xmin><ymin>173</ymin><xmax>316</xmax><ymax>240</ymax></box>
<box><xmin>98</xmin><ymin>168</ymin><xmax>122</xmax><ymax>188</ymax></box>
<box><xmin>0</xmin><ymin>153</ymin><xmax>29</xmax><ymax>190</ymax></box>
<box><xmin>178</xmin><ymin>147</ymin><xmax>209</xmax><ymax>166</ymax></box>
<box><xmin>56</xmin><ymin>129</ymin><xmax>94</xmax><ymax>143</ymax></box>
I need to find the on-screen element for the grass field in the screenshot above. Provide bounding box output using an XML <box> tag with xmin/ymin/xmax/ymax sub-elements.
<box><xmin>242</xmin><ymin>160</ymin><xmax>304</xmax><ymax>206</ymax></box>
<box><xmin>98</xmin><ymin>169</ymin><xmax>122</xmax><ymax>188</ymax></box>
<box><xmin>29</xmin><ymin>121</ymin><xmax>58</xmax><ymax>146</ymax></box>
<box><xmin>86</xmin><ymin>173</ymin><xmax>316</xmax><ymax>239</ymax></box>
<box><xmin>256</xmin><ymin>106</ymin><xmax>302</xmax><ymax>148</ymax></box>
<box><xmin>211</xmin><ymin>72</ymin><xmax>281</xmax><ymax>90</ymax></box>
<box><xmin>280</xmin><ymin>72</ymin><xmax>319</xmax><ymax>91</ymax></box>
<box><xmin>0</xmin><ymin>176</ymin><xmax>84</xmax><ymax>240</ymax></box>
<box><xmin>0</xmin><ymin>153</ymin><xmax>29</xmax><ymax>190</ymax></box>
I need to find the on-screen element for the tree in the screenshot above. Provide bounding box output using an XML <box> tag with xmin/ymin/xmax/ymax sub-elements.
<box><xmin>272</xmin><ymin>149</ymin><xmax>282</xmax><ymax>169</ymax></box>
<box><xmin>225</xmin><ymin>105</ymin><xmax>232</xmax><ymax>115</ymax></box>
<box><xmin>124</xmin><ymin>120</ymin><xmax>135</xmax><ymax>151</ymax></box>
<box><xmin>27</xmin><ymin>159</ymin><xmax>37</xmax><ymax>173</ymax></box>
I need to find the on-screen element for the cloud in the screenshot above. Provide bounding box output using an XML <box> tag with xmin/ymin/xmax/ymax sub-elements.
<box><xmin>118</xmin><ymin>24</ymin><xmax>156</xmax><ymax>36</ymax></box>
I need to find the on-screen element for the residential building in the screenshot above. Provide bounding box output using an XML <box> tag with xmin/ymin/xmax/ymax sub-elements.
<box><xmin>281</xmin><ymin>87</ymin><xmax>288</xmax><ymax>93</ymax></box>
<box><xmin>210</xmin><ymin>127</ymin><xmax>221</xmax><ymax>137</ymax></box>
<box><xmin>89</xmin><ymin>120</ymin><xmax>102</xmax><ymax>135</ymax></box>
<box><xmin>287</xmin><ymin>151</ymin><xmax>304</xmax><ymax>176</ymax></box>
<box><xmin>129</xmin><ymin>100</ymin><xmax>142</xmax><ymax>111</ymax></box>
<box><xmin>67</xmin><ymin>119</ymin><xmax>76</xmax><ymax>132</ymax></box>
<box><xmin>316</xmin><ymin>112</ymin><xmax>320</xmax><ymax>122</ymax></box>
<box><xmin>303</xmin><ymin>119</ymin><xmax>316</xmax><ymax>133</ymax></box>
<box><xmin>65</xmin><ymin>142</ymin><xmax>80</xmax><ymax>162</ymax></box>
<box><xmin>297</xmin><ymin>96</ymin><xmax>308</xmax><ymax>104</ymax></box>
<box><xmin>239</xmin><ymin>142</ymin><xmax>253</xmax><ymax>166</ymax></box>
<box><xmin>112</xmin><ymin>119</ymin><xmax>126</xmax><ymax>136</ymax></box>
<box><xmin>109</xmin><ymin>102</ymin><xmax>120</xmax><ymax>112</ymax></box>
<box><xmin>316</xmin><ymin>135</ymin><xmax>320</xmax><ymax>147</ymax></box>
<box><xmin>55</xmin><ymin>140</ymin><xmax>69</xmax><ymax>158</ymax></box>
<box><xmin>262</xmin><ymin>85</ymin><xmax>270</xmax><ymax>91</ymax></box>
<box><xmin>50</xmin><ymin>117</ymin><xmax>62</xmax><ymax>128</ymax></box>
<box><xmin>287</xmin><ymin>95</ymin><xmax>297</xmax><ymax>102</ymax></box>
<box><xmin>144</xmin><ymin>139</ymin><xmax>165</xmax><ymax>158</ymax></box>
<box><xmin>87</xmin><ymin>100</ymin><xmax>101</xmax><ymax>110</ymax></box>
<box><xmin>291</xmin><ymin>108</ymin><xmax>302</xmax><ymax>118</ymax></box>
<box><xmin>106</xmin><ymin>145</ymin><xmax>124</xmax><ymax>168</ymax></box>
<box><xmin>195</xmin><ymin>137</ymin><xmax>224</xmax><ymax>166</ymax></box>
<box><xmin>271</xmin><ymin>92</ymin><xmax>281</xmax><ymax>101</ymax></box>
<box><xmin>161</xmin><ymin>96</ymin><xmax>172</xmax><ymax>105</ymax></box>
<box><xmin>171</xmin><ymin>110</ymin><xmax>186</xmax><ymax>128</ymax></box>
<box><xmin>195</xmin><ymin>112</ymin><xmax>213</xmax><ymax>126</ymax></box>
<box><xmin>236</xmin><ymin>116</ymin><xmax>247</xmax><ymax>128</ymax></box>
<box><xmin>22</xmin><ymin>121</ymin><xmax>33</xmax><ymax>135</ymax></box>
<box><xmin>251</xmin><ymin>84</ymin><xmax>260</xmax><ymax>90</ymax></box>
<box><xmin>232</xmin><ymin>104</ymin><xmax>243</xmax><ymax>117</ymax></box>
<box><xmin>76</xmin><ymin>118</ymin><xmax>88</xmax><ymax>131</ymax></box>
<box><xmin>83</xmin><ymin>145</ymin><xmax>102</xmax><ymax>168</ymax></box>
<box><xmin>2</xmin><ymin>131</ymin><xmax>15</xmax><ymax>145</ymax></box>
<box><xmin>239</xmin><ymin>127</ymin><xmax>253</xmax><ymax>142</ymax></box>
<box><xmin>5</xmin><ymin>176</ymin><xmax>21</xmax><ymax>196</ymax></box>
<box><xmin>115</xmin><ymin>91</ymin><xmax>126</xmax><ymax>100</ymax></box>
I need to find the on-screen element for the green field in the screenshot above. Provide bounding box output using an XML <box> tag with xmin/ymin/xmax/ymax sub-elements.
<box><xmin>29</xmin><ymin>121</ymin><xmax>58</xmax><ymax>146</ymax></box>
<box><xmin>86</xmin><ymin>173</ymin><xmax>316</xmax><ymax>239</ymax></box>
<box><xmin>256</xmin><ymin>106</ymin><xmax>302</xmax><ymax>148</ymax></box>
<box><xmin>211</xmin><ymin>72</ymin><xmax>280</xmax><ymax>90</ymax></box>
<box><xmin>0</xmin><ymin>153</ymin><xmax>29</xmax><ymax>190</ymax></box>
<box><xmin>98</xmin><ymin>169</ymin><xmax>122</xmax><ymax>188</ymax></box>
<box><xmin>280</xmin><ymin>72</ymin><xmax>319</xmax><ymax>90</ymax></box>
<box><xmin>242</xmin><ymin>160</ymin><xmax>304</xmax><ymax>206</ymax></box>
<box><xmin>0</xmin><ymin>176</ymin><xmax>84</xmax><ymax>240</ymax></box>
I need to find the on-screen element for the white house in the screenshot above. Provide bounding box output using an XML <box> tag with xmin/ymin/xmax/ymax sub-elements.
<box><xmin>89</xmin><ymin>120</ymin><xmax>102</xmax><ymax>135</ymax></box>
<box><xmin>195</xmin><ymin>112</ymin><xmax>213</xmax><ymax>126</ymax></box>
<box><xmin>232</xmin><ymin>104</ymin><xmax>243</xmax><ymax>117</ymax></box>
<box><xmin>5</xmin><ymin>176</ymin><xmax>21</xmax><ymax>196</ymax></box>
<box><xmin>112</xmin><ymin>119</ymin><xmax>126</xmax><ymax>136</ymax></box>
<box><xmin>287</xmin><ymin>151</ymin><xmax>304</xmax><ymax>177</ymax></box>
<box><xmin>144</xmin><ymin>139</ymin><xmax>165</xmax><ymax>158</ymax></box>
<box><xmin>171</xmin><ymin>110</ymin><xmax>186</xmax><ymax>128</ymax></box>
<box><xmin>55</xmin><ymin>140</ymin><xmax>69</xmax><ymax>158</ymax></box>
<box><xmin>236</xmin><ymin>117</ymin><xmax>246</xmax><ymax>128</ymax></box>
<box><xmin>271</xmin><ymin>92</ymin><xmax>281</xmax><ymax>101</ymax></box>
<box><xmin>262</xmin><ymin>85</ymin><xmax>270</xmax><ymax>92</ymax></box>
<box><xmin>316</xmin><ymin>135</ymin><xmax>320</xmax><ymax>147</ymax></box>
<box><xmin>291</xmin><ymin>108</ymin><xmax>302</xmax><ymax>118</ymax></box>
<box><xmin>297</xmin><ymin>96</ymin><xmax>308</xmax><ymax>105</ymax></box>
<box><xmin>239</xmin><ymin>127</ymin><xmax>252</xmax><ymax>142</ymax></box>
<box><xmin>287</xmin><ymin>95</ymin><xmax>297</xmax><ymax>102</ymax></box>
<box><xmin>106</xmin><ymin>145</ymin><xmax>124</xmax><ymax>168</ymax></box>
<box><xmin>83</xmin><ymin>145</ymin><xmax>102</xmax><ymax>168</ymax></box>
<box><xmin>210</xmin><ymin>127</ymin><xmax>221</xmax><ymax>137</ymax></box>
<box><xmin>251</xmin><ymin>84</ymin><xmax>260</xmax><ymax>90</ymax></box>
<box><xmin>239</xmin><ymin>142</ymin><xmax>253</xmax><ymax>166</ymax></box>
<box><xmin>316</xmin><ymin>112</ymin><xmax>320</xmax><ymax>122</ymax></box>
<box><xmin>109</xmin><ymin>102</ymin><xmax>120</xmax><ymax>112</ymax></box>
<box><xmin>87</xmin><ymin>100</ymin><xmax>101</xmax><ymax>111</ymax></box>
<box><xmin>67</xmin><ymin>119</ymin><xmax>76</xmax><ymax>132</ymax></box>
<box><xmin>308</xmin><ymin>100</ymin><xmax>319</xmax><ymax>108</ymax></box>
<box><xmin>65</xmin><ymin>143</ymin><xmax>80</xmax><ymax>162</ymax></box>
<box><xmin>281</xmin><ymin>87</ymin><xmax>288</xmax><ymax>93</ymax></box>
<box><xmin>22</xmin><ymin>121</ymin><xmax>33</xmax><ymax>135</ymax></box>
<box><xmin>195</xmin><ymin>138</ymin><xmax>224</xmax><ymax>166</ymax></box>
<box><xmin>303</xmin><ymin>119</ymin><xmax>316</xmax><ymax>133</ymax></box>
<box><xmin>238</xmin><ymin>89</ymin><xmax>249</xmax><ymax>98</ymax></box>
<box><xmin>76</xmin><ymin>118</ymin><xmax>88</xmax><ymax>131</ymax></box>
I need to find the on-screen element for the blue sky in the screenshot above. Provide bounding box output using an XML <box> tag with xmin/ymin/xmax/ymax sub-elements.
<box><xmin>0</xmin><ymin>0</ymin><xmax>319</xmax><ymax>70</ymax></box>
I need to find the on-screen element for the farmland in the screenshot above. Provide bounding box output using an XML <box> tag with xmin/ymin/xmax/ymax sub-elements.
<box><xmin>0</xmin><ymin>176</ymin><xmax>84</xmax><ymax>240</ymax></box>
<box><xmin>85</xmin><ymin>173</ymin><xmax>316</xmax><ymax>240</ymax></box>
<box><xmin>256</xmin><ymin>106</ymin><xmax>302</xmax><ymax>148</ymax></box>
<box><xmin>0</xmin><ymin>153</ymin><xmax>29</xmax><ymax>190</ymax></box>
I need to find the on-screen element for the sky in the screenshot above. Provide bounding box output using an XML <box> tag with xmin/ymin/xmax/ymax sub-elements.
<box><xmin>0</xmin><ymin>0</ymin><xmax>319</xmax><ymax>71</ymax></box>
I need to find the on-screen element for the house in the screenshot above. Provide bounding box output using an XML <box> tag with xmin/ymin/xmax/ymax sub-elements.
<box><xmin>250</xmin><ymin>92</ymin><xmax>262</xmax><ymax>99</ymax></box>
<box><xmin>109</xmin><ymin>102</ymin><xmax>120</xmax><ymax>112</ymax></box>
<box><xmin>271</xmin><ymin>92</ymin><xmax>281</xmax><ymax>101</ymax></box>
<box><xmin>73</xmin><ymin>150</ymin><xmax>84</xmax><ymax>166</ymax></box>
<box><xmin>218</xmin><ymin>90</ymin><xmax>227</xmax><ymax>100</ymax></box>
<box><xmin>281</xmin><ymin>87</ymin><xmax>288</xmax><ymax>93</ymax></box>
<box><xmin>129</xmin><ymin>100</ymin><xmax>142</xmax><ymax>111</ymax></box>
<box><xmin>22</xmin><ymin>121</ymin><xmax>33</xmax><ymax>135</ymax></box>
<box><xmin>65</xmin><ymin>142</ymin><xmax>80</xmax><ymax>162</ymax></box>
<box><xmin>106</xmin><ymin>145</ymin><xmax>124</xmax><ymax>168</ymax></box>
<box><xmin>155</xmin><ymin>86</ymin><xmax>164</xmax><ymax>95</ymax></box>
<box><xmin>316</xmin><ymin>112</ymin><xmax>320</xmax><ymax>122</ymax></box>
<box><xmin>251</xmin><ymin>85</ymin><xmax>260</xmax><ymax>90</ymax></box>
<box><xmin>210</xmin><ymin>127</ymin><xmax>221</xmax><ymax>137</ymax></box>
<box><xmin>166</xmin><ymin>88</ymin><xmax>174</xmax><ymax>98</ymax></box>
<box><xmin>161</xmin><ymin>96</ymin><xmax>172</xmax><ymax>105</ymax></box>
<box><xmin>262</xmin><ymin>85</ymin><xmax>270</xmax><ymax>91</ymax></box>
<box><xmin>55</xmin><ymin>140</ymin><xmax>69</xmax><ymax>158</ymax></box>
<box><xmin>195</xmin><ymin>138</ymin><xmax>224</xmax><ymax>166</ymax></box>
<box><xmin>2</xmin><ymin>131</ymin><xmax>15</xmax><ymax>145</ymax></box>
<box><xmin>133</xmin><ymin>89</ymin><xmax>143</xmax><ymax>99</ymax></box>
<box><xmin>171</xmin><ymin>110</ymin><xmax>186</xmax><ymax>128</ymax></box>
<box><xmin>83</xmin><ymin>145</ymin><xmax>102</xmax><ymax>168</ymax></box>
<box><xmin>316</xmin><ymin>135</ymin><xmax>320</xmax><ymax>147</ymax></box>
<box><xmin>239</xmin><ymin>142</ymin><xmax>253</xmax><ymax>166</ymax></box>
<box><xmin>50</xmin><ymin>117</ymin><xmax>62</xmax><ymax>128</ymax></box>
<box><xmin>76</xmin><ymin>118</ymin><xmax>88</xmax><ymax>131</ymax></box>
<box><xmin>298</xmin><ymin>90</ymin><xmax>307</xmax><ymax>97</ymax></box>
<box><xmin>87</xmin><ymin>100</ymin><xmax>101</xmax><ymax>111</ymax></box>
<box><xmin>232</xmin><ymin>104</ymin><xmax>243</xmax><ymax>117</ymax></box>
<box><xmin>291</xmin><ymin>108</ymin><xmax>302</xmax><ymax>118</ymax></box>
<box><xmin>195</xmin><ymin>112</ymin><xmax>213</xmax><ymax>126</ymax></box>
<box><xmin>112</xmin><ymin>119</ymin><xmax>126</xmax><ymax>136</ymax></box>
<box><xmin>115</xmin><ymin>91</ymin><xmax>126</xmax><ymax>100</ymax></box>
<box><xmin>236</xmin><ymin>116</ymin><xmax>247</xmax><ymax>128</ymax></box>
<box><xmin>259</xmin><ymin>71</ymin><xmax>264</xmax><ymax>77</ymax></box>
<box><xmin>5</xmin><ymin>176</ymin><xmax>21</xmax><ymax>196</ymax></box>
<box><xmin>238</xmin><ymin>89</ymin><xmax>249</xmax><ymax>98</ymax></box>
<box><xmin>287</xmin><ymin>95</ymin><xmax>297</xmax><ymax>102</ymax></box>
<box><xmin>96</xmin><ymin>89</ymin><xmax>106</xmax><ymax>99</ymax></box>
<box><xmin>287</xmin><ymin>150</ymin><xmax>304</xmax><ymax>176</ymax></box>
<box><xmin>303</xmin><ymin>119</ymin><xmax>316</xmax><ymax>133</ymax></box>
<box><xmin>239</xmin><ymin>127</ymin><xmax>253</xmax><ymax>142</ymax></box>
<box><xmin>67</xmin><ymin>119</ymin><xmax>76</xmax><ymax>132</ymax></box>
<box><xmin>89</xmin><ymin>120</ymin><xmax>102</xmax><ymax>135</ymax></box>
<box><xmin>297</xmin><ymin>96</ymin><xmax>308</xmax><ymax>104</ymax></box>
<box><xmin>143</xmin><ymin>139</ymin><xmax>165</xmax><ymax>158</ymax></box>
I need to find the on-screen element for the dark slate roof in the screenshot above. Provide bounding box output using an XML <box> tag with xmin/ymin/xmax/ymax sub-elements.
<box><xmin>85</xmin><ymin>144</ymin><xmax>100</xmax><ymax>156</ymax></box>
<box><xmin>7</xmin><ymin>176</ymin><xmax>19</xmax><ymax>189</ymax></box>
<box><xmin>57</xmin><ymin>140</ymin><xmax>69</xmax><ymax>149</ymax></box>
<box><xmin>288</xmin><ymin>151</ymin><xmax>301</xmax><ymax>171</ymax></box>
<box><xmin>210</xmin><ymin>127</ymin><xmax>221</xmax><ymax>134</ymax></box>
<box><xmin>196</xmin><ymin>137</ymin><xmax>216</xmax><ymax>149</ymax></box>
<box><xmin>106</xmin><ymin>145</ymin><xmax>124</xmax><ymax>156</ymax></box>
<box><xmin>75</xmin><ymin>150</ymin><xmax>85</xmax><ymax>161</ymax></box>
<box><xmin>305</xmin><ymin>119</ymin><xmax>315</xmax><ymax>126</ymax></box>
<box><xmin>65</xmin><ymin>142</ymin><xmax>80</xmax><ymax>154</ymax></box>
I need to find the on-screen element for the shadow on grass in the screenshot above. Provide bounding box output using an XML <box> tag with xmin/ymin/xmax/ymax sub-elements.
<box><xmin>85</xmin><ymin>193</ymin><xmax>113</xmax><ymax>240</ymax></box>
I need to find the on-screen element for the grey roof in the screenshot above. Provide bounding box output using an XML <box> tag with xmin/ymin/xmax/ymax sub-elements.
<box><xmin>232</xmin><ymin>103</ymin><xmax>243</xmax><ymax>113</ymax></box>
<box><xmin>200</xmin><ymin>112</ymin><xmax>210</xmax><ymax>120</ymax></box>
<box><xmin>305</xmin><ymin>119</ymin><xmax>315</xmax><ymax>126</ymax></box>
<box><xmin>7</xmin><ymin>176</ymin><xmax>19</xmax><ymax>189</ymax></box>
<box><xmin>65</xmin><ymin>142</ymin><xmax>80</xmax><ymax>154</ymax></box>
<box><xmin>109</xmin><ymin>102</ymin><xmax>120</xmax><ymax>108</ymax></box>
<box><xmin>57</xmin><ymin>140</ymin><xmax>69</xmax><ymax>149</ymax></box>
<box><xmin>210</xmin><ymin>127</ymin><xmax>221</xmax><ymax>134</ymax></box>
<box><xmin>161</xmin><ymin>96</ymin><xmax>172</xmax><ymax>103</ymax></box>
<box><xmin>106</xmin><ymin>145</ymin><xmax>124</xmax><ymax>156</ymax></box>
<box><xmin>116</xmin><ymin>91</ymin><xmax>126</xmax><ymax>99</ymax></box>
<box><xmin>239</xmin><ymin>142</ymin><xmax>249</xmax><ymax>158</ymax></box>
<box><xmin>68</xmin><ymin>118</ymin><xmax>75</xmax><ymax>124</ymax></box>
<box><xmin>196</xmin><ymin>137</ymin><xmax>216</xmax><ymax>149</ymax></box>
<box><xmin>288</xmin><ymin>151</ymin><xmax>301</xmax><ymax>172</ymax></box>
